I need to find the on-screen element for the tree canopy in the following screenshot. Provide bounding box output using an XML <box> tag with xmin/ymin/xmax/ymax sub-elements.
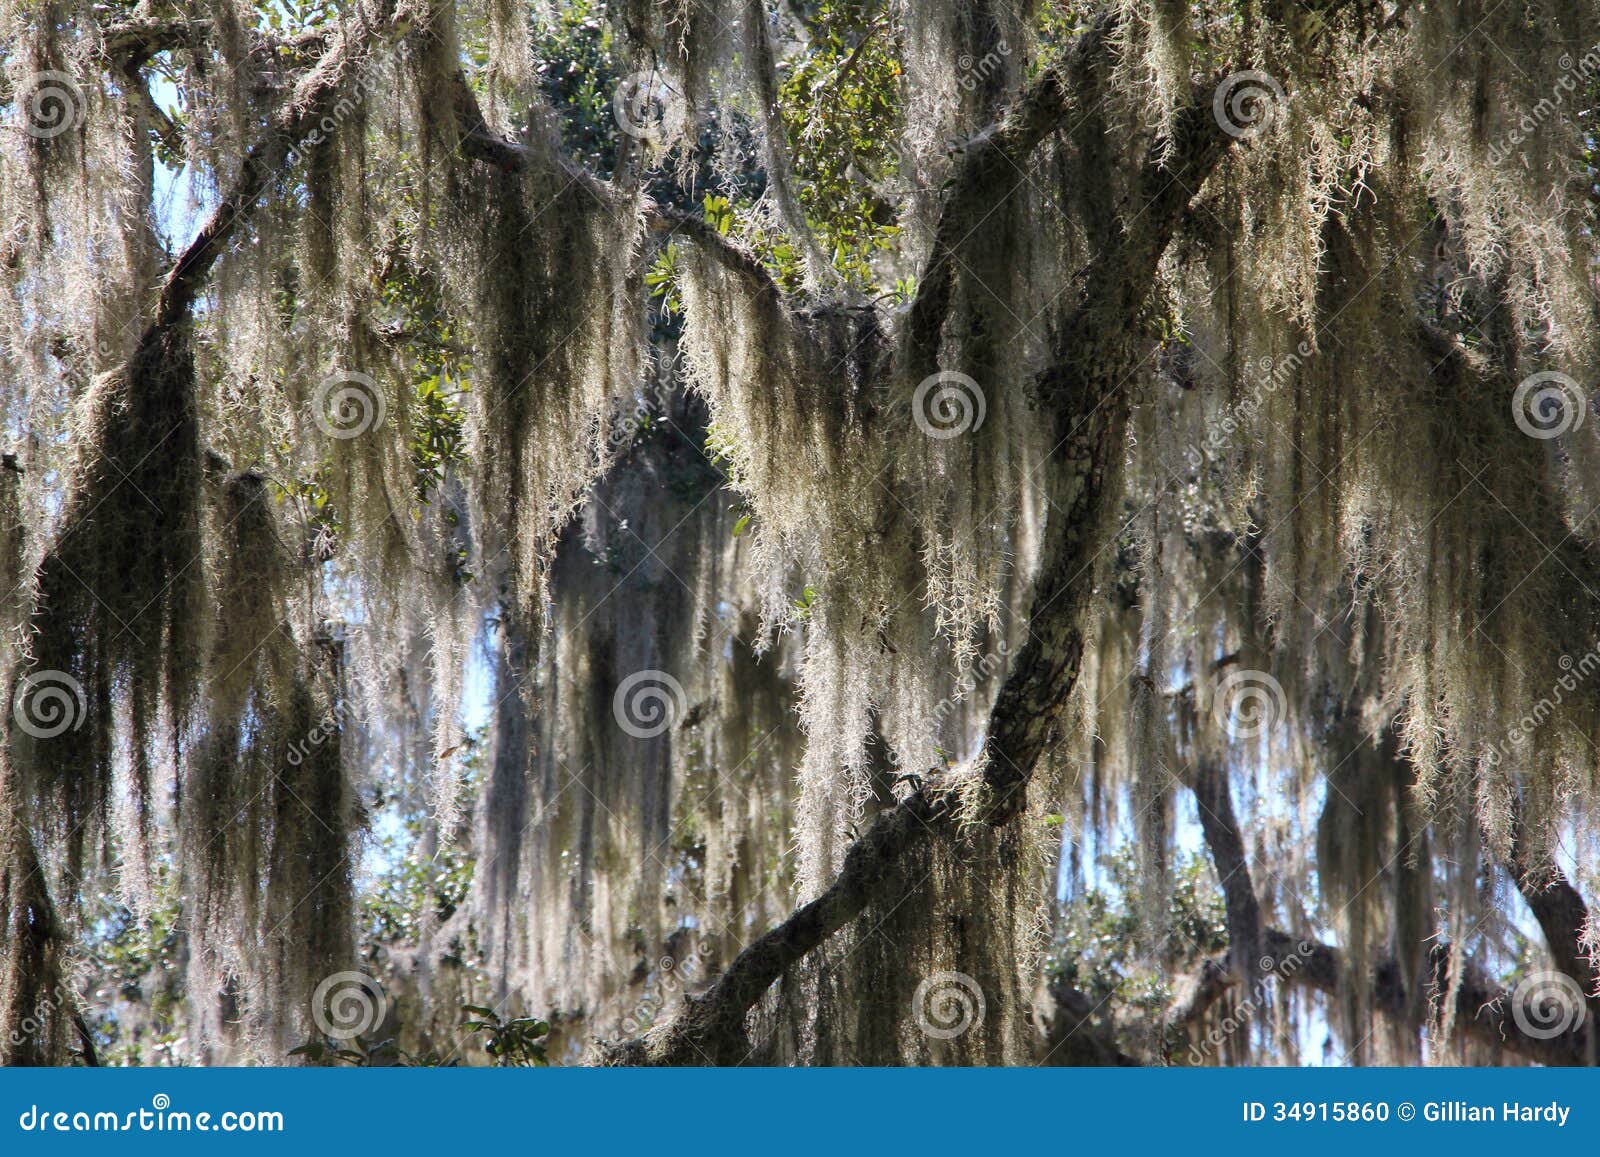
<box><xmin>1</xmin><ymin>0</ymin><xmax>1598</xmax><ymax>1067</ymax></box>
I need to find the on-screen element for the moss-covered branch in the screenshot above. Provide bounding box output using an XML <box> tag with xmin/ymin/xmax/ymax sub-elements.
<box><xmin>599</xmin><ymin>40</ymin><xmax>1239</xmax><ymax>1066</ymax></box>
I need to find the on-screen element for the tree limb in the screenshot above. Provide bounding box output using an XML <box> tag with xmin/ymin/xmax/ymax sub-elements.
<box><xmin>1507</xmin><ymin>806</ymin><xmax>1599</xmax><ymax>1025</ymax></box>
<box><xmin>598</xmin><ymin>789</ymin><xmax>952</xmax><ymax>1064</ymax></box>
<box><xmin>902</xmin><ymin>14</ymin><xmax>1112</xmax><ymax>384</ymax></box>
<box><xmin>448</xmin><ymin>69</ymin><xmax>786</xmax><ymax>302</ymax></box>
<box><xmin>1168</xmin><ymin>928</ymin><xmax>1594</xmax><ymax>1066</ymax></box>
<box><xmin>1036</xmin><ymin>974</ymin><xmax>1143</xmax><ymax>1066</ymax></box>
<box><xmin>97</xmin><ymin>17</ymin><xmax>212</xmax><ymax>66</ymax></box>
<box><xmin>1191</xmin><ymin>759</ymin><xmax>1265</xmax><ymax>984</ymax></box>
<box><xmin>980</xmin><ymin>83</ymin><xmax>1235</xmax><ymax>815</ymax></box>
<box><xmin>96</xmin><ymin>15</ymin><xmax>332</xmax><ymax>66</ymax></box>
<box><xmin>150</xmin><ymin>2</ymin><xmax>408</xmax><ymax>335</ymax></box>
<box><xmin>1269</xmin><ymin>930</ymin><xmax>1594</xmax><ymax>1066</ymax></box>
<box><xmin>601</xmin><ymin>41</ymin><xmax>1238</xmax><ymax>1068</ymax></box>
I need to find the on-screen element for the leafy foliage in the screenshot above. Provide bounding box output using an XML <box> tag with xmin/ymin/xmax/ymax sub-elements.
<box><xmin>1053</xmin><ymin>848</ymin><xmax>1229</xmax><ymax>1025</ymax></box>
<box><xmin>776</xmin><ymin>1</ymin><xmax>903</xmax><ymax>287</ymax></box>
<box><xmin>460</xmin><ymin>1005</ymin><xmax>551</xmax><ymax>1066</ymax></box>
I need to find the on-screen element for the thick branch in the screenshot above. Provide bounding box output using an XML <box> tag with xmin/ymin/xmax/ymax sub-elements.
<box><xmin>598</xmin><ymin>790</ymin><xmax>950</xmax><ymax>1064</ymax></box>
<box><xmin>1516</xmin><ymin>870</ymin><xmax>1598</xmax><ymax>1001</ymax></box>
<box><xmin>903</xmin><ymin>15</ymin><xmax>1112</xmax><ymax>382</ymax></box>
<box><xmin>648</xmin><ymin>208</ymin><xmax>782</xmax><ymax>298</ymax></box>
<box><xmin>1507</xmin><ymin>808</ymin><xmax>1599</xmax><ymax>1018</ymax></box>
<box><xmin>1266</xmin><ymin>930</ymin><xmax>1594</xmax><ymax>1066</ymax></box>
<box><xmin>980</xmin><ymin>86</ymin><xmax>1234</xmax><ymax>814</ymax></box>
<box><xmin>1191</xmin><ymin>760</ymin><xmax>1265</xmax><ymax>983</ymax></box>
<box><xmin>97</xmin><ymin>15</ymin><xmax>330</xmax><ymax>66</ymax></box>
<box><xmin>1168</xmin><ymin>929</ymin><xmax>1592</xmax><ymax>1066</ymax></box>
<box><xmin>150</xmin><ymin>3</ymin><xmax>405</xmax><ymax>335</ymax></box>
<box><xmin>449</xmin><ymin>70</ymin><xmax>784</xmax><ymax>301</ymax></box>
<box><xmin>604</xmin><ymin>57</ymin><xmax>1236</xmax><ymax>1067</ymax></box>
<box><xmin>98</xmin><ymin>17</ymin><xmax>212</xmax><ymax>66</ymax></box>
<box><xmin>1036</xmin><ymin>975</ymin><xmax>1143</xmax><ymax>1066</ymax></box>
